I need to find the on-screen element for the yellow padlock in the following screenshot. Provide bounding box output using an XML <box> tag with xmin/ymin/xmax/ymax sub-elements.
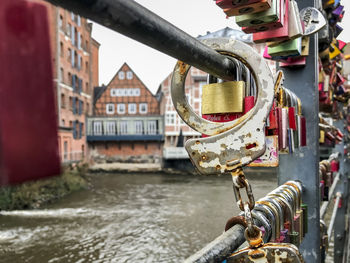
<box><xmin>201</xmin><ymin>59</ymin><xmax>245</xmax><ymax>114</ymax></box>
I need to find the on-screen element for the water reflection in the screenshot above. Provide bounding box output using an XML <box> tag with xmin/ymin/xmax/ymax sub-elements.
<box><xmin>0</xmin><ymin>172</ymin><xmax>277</xmax><ymax>262</ymax></box>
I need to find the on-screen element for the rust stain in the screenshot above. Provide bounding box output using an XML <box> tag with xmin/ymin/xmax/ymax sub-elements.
<box><xmin>178</xmin><ymin>61</ymin><xmax>187</xmax><ymax>75</ymax></box>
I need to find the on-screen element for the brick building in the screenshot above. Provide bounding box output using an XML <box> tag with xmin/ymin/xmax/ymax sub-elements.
<box><xmin>87</xmin><ymin>63</ymin><xmax>164</xmax><ymax>163</ymax></box>
<box><xmin>43</xmin><ymin>2</ymin><xmax>100</xmax><ymax>163</ymax></box>
<box><xmin>158</xmin><ymin>28</ymin><xmax>275</xmax><ymax>161</ymax></box>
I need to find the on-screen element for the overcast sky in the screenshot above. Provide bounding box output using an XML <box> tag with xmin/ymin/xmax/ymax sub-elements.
<box><xmin>91</xmin><ymin>0</ymin><xmax>350</xmax><ymax>94</ymax></box>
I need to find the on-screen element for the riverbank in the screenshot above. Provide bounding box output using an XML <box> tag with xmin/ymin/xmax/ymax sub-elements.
<box><xmin>88</xmin><ymin>162</ymin><xmax>195</xmax><ymax>175</ymax></box>
<box><xmin>0</xmin><ymin>166</ymin><xmax>89</xmax><ymax>210</ymax></box>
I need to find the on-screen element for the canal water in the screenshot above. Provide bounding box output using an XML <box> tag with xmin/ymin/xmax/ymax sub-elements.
<box><xmin>0</xmin><ymin>172</ymin><xmax>278</xmax><ymax>262</ymax></box>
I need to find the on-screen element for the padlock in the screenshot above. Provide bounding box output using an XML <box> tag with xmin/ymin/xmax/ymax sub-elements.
<box><xmin>300</xmin><ymin>7</ymin><xmax>327</xmax><ymax>36</ymax></box>
<box><xmin>320</xmin><ymin>220</ymin><xmax>328</xmax><ymax>263</ymax></box>
<box><xmin>256</xmin><ymin>201</ymin><xmax>281</xmax><ymax>241</ymax></box>
<box><xmin>287</xmin><ymin>0</ymin><xmax>303</xmax><ymax>40</ymax></box>
<box><xmin>301</xmin><ymin>37</ymin><xmax>310</xmax><ymax>57</ymax></box>
<box><xmin>334</xmin><ymin>24</ymin><xmax>343</xmax><ymax>38</ymax></box>
<box><xmin>320</xmin><ymin>130</ymin><xmax>326</xmax><ymax>143</ymax></box>
<box><xmin>300</xmin><ymin>203</ymin><xmax>308</xmax><ymax>235</ymax></box>
<box><xmin>332</xmin><ymin>4</ymin><xmax>344</xmax><ymax>17</ymax></box>
<box><xmin>330</xmin><ymin>159</ymin><xmax>339</xmax><ymax>172</ymax></box>
<box><xmin>269</xmin><ymin>192</ymin><xmax>300</xmax><ymax>246</ymax></box>
<box><xmin>252</xmin><ymin>0</ymin><xmax>289</xmax><ymax>43</ymax></box>
<box><xmin>284</xmin><ymin>181</ymin><xmax>304</xmax><ymax>236</ymax></box>
<box><xmin>253</xmin><ymin>203</ymin><xmax>277</xmax><ymax>242</ymax></box>
<box><xmin>320</xmin><ymin>180</ymin><xmax>325</xmax><ymax>200</ymax></box>
<box><xmin>296</xmin><ymin>98</ymin><xmax>306</xmax><ymax>147</ymax></box>
<box><xmin>235</xmin><ymin>0</ymin><xmax>282</xmax><ymax>27</ymax></box>
<box><xmin>268</xmin><ymin>37</ymin><xmax>302</xmax><ymax>57</ymax></box>
<box><xmin>242</xmin><ymin>19</ymin><xmax>283</xmax><ymax>34</ymax></box>
<box><xmin>216</xmin><ymin>0</ymin><xmax>263</xmax><ymax>9</ymax></box>
<box><xmin>201</xmin><ymin>59</ymin><xmax>245</xmax><ymax>115</ymax></box>
<box><xmin>329</xmin><ymin>42</ymin><xmax>341</xmax><ymax>59</ymax></box>
<box><xmin>223</xmin><ymin>0</ymin><xmax>272</xmax><ymax>16</ymax></box>
<box><xmin>280</xmin><ymin>57</ymin><xmax>307</xmax><ymax>68</ymax></box>
<box><xmin>281</xmin><ymin>184</ymin><xmax>304</xmax><ymax>240</ymax></box>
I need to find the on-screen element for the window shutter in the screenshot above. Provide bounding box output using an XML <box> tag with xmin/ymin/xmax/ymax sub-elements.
<box><xmin>73</xmin><ymin>97</ymin><xmax>76</xmax><ymax>114</ymax></box>
<box><xmin>71</xmin><ymin>26</ymin><xmax>75</xmax><ymax>46</ymax></box>
<box><xmin>73</xmin><ymin>121</ymin><xmax>77</xmax><ymax>139</ymax></box>
<box><xmin>78</xmin><ymin>100</ymin><xmax>82</xmax><ymax>115</ymax></box>
<box><xmin>78</xmin><ymin>78</ymin><xmax>82</xmax><ymax>93</ymax></box>
<box><xmin>72</xmin><ymin>75</ymin><xmax>76</xmax><ymax>92</ymax></box>
<box><xmin>79</xmin><ymin>122</ymin><xmax>83</xmax><ymax>139</ymax></box>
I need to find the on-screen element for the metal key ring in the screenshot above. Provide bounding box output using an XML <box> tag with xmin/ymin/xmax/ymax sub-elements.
<box><xmin>171</xmin><ymin>38</ymin><xmax>274</xmax><ymax>174</ymax></box>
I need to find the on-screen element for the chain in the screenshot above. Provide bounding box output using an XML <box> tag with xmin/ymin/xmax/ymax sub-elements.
<box><xmin>231</xmin><ymin>168</ymin><xmax>263</xmax><ymax>248</ymax></box>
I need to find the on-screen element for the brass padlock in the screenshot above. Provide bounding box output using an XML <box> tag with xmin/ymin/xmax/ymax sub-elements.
<box><xmin>201</xmin><ymin>59</ymin><xmax>245</xmax><ymax>114</ymax></box>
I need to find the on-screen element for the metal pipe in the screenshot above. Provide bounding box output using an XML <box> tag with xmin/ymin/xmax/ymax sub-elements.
<box><xmin>320</xmin><ymin>172</ymin><xmax>340</xmax><ymax>219</ymax></box>
<box><xmin>327</xmin><ymin>192</ymin><xmax>342</xmax><ymax>240</ymax></box>
<box><xmin>44</xmin><ymin>0</ymin><xmax>237</xmax><ymax>81</ymax></box>
<box><xmin>183</xmin><ymin>224</ymin><xmax>246</xmax><ymax>263</ymax></box>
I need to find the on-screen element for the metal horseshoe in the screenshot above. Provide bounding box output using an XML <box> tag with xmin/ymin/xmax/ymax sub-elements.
<box><xmin>171</xmin><ymin>38</ymin><xmax>275</xmax><ymax>174</ymax></box>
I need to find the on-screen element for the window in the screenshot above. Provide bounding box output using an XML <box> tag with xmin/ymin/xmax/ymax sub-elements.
<box><xmin>71</xmin><ymin>12</ymin><xmax>75</xmax><ymax>21</ymax></box>
<box><xmin>60</xmin><ymin>67</ymin><xmax>64</xmax><ymax>82</ymax></box>
<box><xmin>118</xmin><ymin>71</ymin><xmax>125</xmax><ymax>80</ymax></box>
<box><xmin>62</xmin><ymin>119</ymin><xmax>65</xmax><ymax>126</ymax></box>
<box><xmin>67</xmin><ymin>48</ymin><xmax>71</xmax><ymax>62</ymax></box>
<box><xmin>134</xmin><ymin>88</ymin><xmax>140</xmax><ymax>96</ymax></box>
<box><xmin>63</xmin><ymin>141</ymin><xmax>68</xmax><ymax>161</ymax></box>
<box><xmin>110</xmin><ymin>89</ymin><xmax>117</xmax><ymax>97</ymax></box>
<box><xmin>139</xmin><ymin>103</ymin><xmax>148</xmax><ymax>114</ymax></box>
<box><xmin>69</xmin><ymin>121</ymin><xmax>73</xmax><ymax>128</ymax></box>
<box><xmin>67</xmin><ymin>23</ymin><xmax>71</xmax><ymax>37</ymax></box>
<box><xmin>120</xmin><ymin>121</ymin><xmax>128</xmax><ymax>135</ymax></box>
<box><xmin>61</xmin><ymin>93</ymin><xmax>66</xmax><ymax>108</ymax></box>
<box><xmin>135</xmin><ymin>121</ymin><xmax>143</xmax><ymax>134</ymax></box>
<box><xmin>59</xmin><ymin>15</ymin><xmax>63</xmax><ymax>30</ymax></box>
<box><xmin>85</xmin><ymin>61</ymin><xmax>89</xmax><ymax>73</ymax></box>
<box><xmin>60</xmin><ymin>42</ymin><xmax>63</xmax><ymax>57</ymax></box>
<box><xmin>126</xmin><ymin>71</ymin><xmax>133</xmax><ymax>79</ymax></box>
<box><xmin>93</xmin><ymin>121</ymin><xmax>102</xmax><ymax>135</ymax></box>
<box><xmin>85</xmin><ymin>40</ymin><xmax>88</xmax><ymax>50</ymax></box>
<box><xmin>77</xmin><ymin>15</ymin><xmax>81</xmax><ymax>26</ymax></box>
<box><xmin>68</xmin><ymin>72</ymin><xmax>71</xmax><ymax>85</ymax></box>
<box><xmin>106</xmin><ymin>121</ymin><xmax>116</xmax><ymax>135</ymax></box>
<box><xmin>166</xmin><ymin>113</ymin><xmax>175</xmax><ymax>125</ymax></box>
<box><xmin>85</xmin><ymin>82</ymin><xmax>89</xmax><ymax>93</ymax></box>
<box><xmin>86</xmin><ymin>103</ymin><xmax>89</xmax><ymax>114</ymax></box>
<box><xmin>117</xmin><ymin>104</ymin><xmax>125</xmax><ymax>114</ymax></box>
<box><xmin>106</xmin><ymin>103</ymin><xmax>115</xmax><ymax>114</ymax></box>
<box><xmin>148</xmin><ymin>120</ymin><xmax>157</xmax><ymax>135</ymax></box>
<box><xmin>128</xmin><ymin>103</ymin><xmax>136</xmax><ymax>114</ymax></box>
<box><xmin>69</xmin><ymin>96</ymin><xmax>73</xmax><ymax>110</ymax></box>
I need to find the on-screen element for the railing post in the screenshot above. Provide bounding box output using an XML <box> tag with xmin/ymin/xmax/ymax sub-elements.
<box><xmin>277</xmin><ymin>0</ymin><xmax>320</xmax><ymax>261</ymax></box>
<box><xmin>333</xmin><ymin>111</ymin><xmax>349</xmax><ymax>262</ymax></box>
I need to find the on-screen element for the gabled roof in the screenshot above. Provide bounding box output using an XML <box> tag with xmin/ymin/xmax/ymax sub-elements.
<box><xmin>104</xmin><ymin>62</ymin><xmax>156</xmax><ymax>96</ymax></box>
